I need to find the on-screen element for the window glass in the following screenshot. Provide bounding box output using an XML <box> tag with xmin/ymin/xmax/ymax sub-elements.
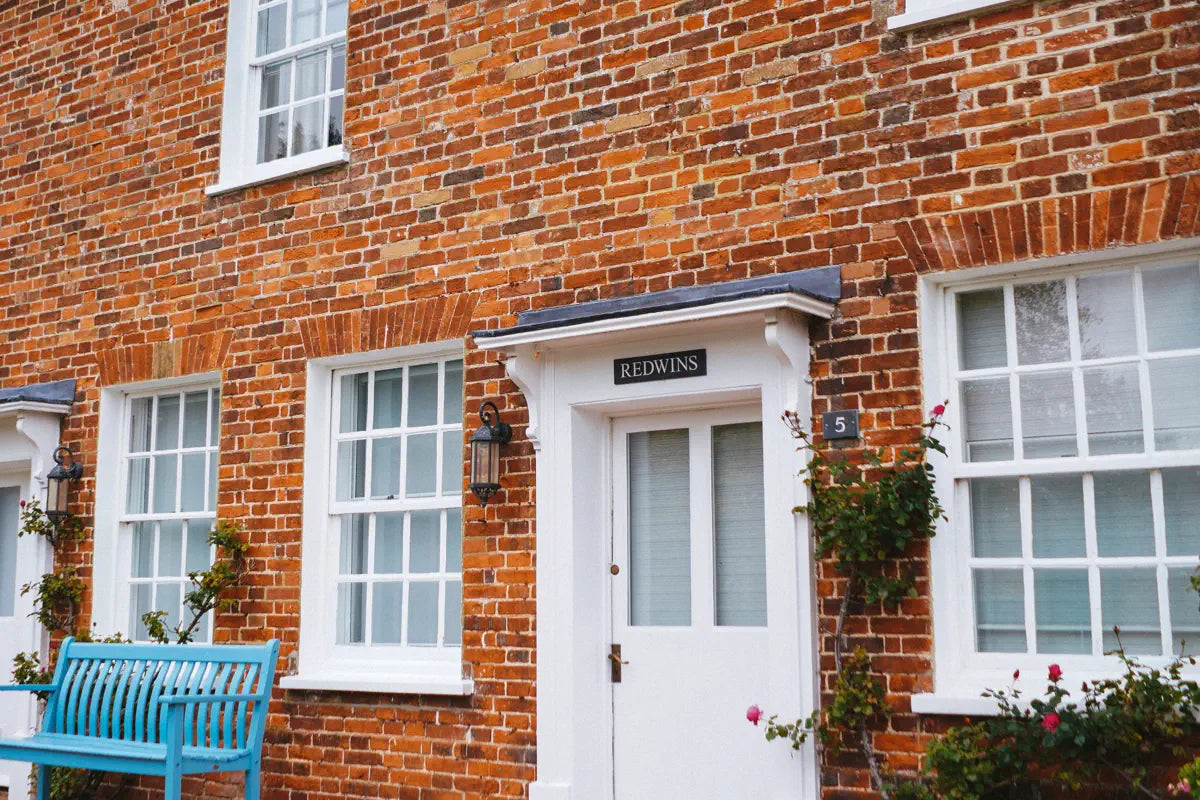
<box><xmin>712</xmin><ymin>422</ymin><xmax>767</xmax><ymax>627</ymax></box>
<box><xmin>628</xmin><ymin>429</ymin><xmax>691</xmax><ymax>626</ymax></box>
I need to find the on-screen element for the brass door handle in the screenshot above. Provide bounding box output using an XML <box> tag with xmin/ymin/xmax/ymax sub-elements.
<box><xmin>609</xmin><ymin>644</ymin><xmax>628</xmax><ymax>682</ymax></box>
<box><xmin>608</xmin><ymin>652</ymin><xmax>629</xmax><ymax>666</ymax></box>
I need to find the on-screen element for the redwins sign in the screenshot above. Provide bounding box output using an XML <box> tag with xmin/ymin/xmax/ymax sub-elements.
<box><xmin>614</xmin><ymin>349</ymin><xmax>707</xmax><ymax>385</ymax></box>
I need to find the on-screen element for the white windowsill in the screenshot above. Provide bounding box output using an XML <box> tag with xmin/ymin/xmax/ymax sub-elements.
<box><xmin>206</xmin><ymin>147</ymin><xmax>349</xmax><ymax>197</ymax></box>
<box><xmin>887</xmin><ymin>0</ymin><xmax>1021</xmax><ymax>30</ymax></box>
<box><xmin>910</xmin><ymin>692</ymin><xmax>1005</xmax><ymax>716</ymax></box>
<box><xmin>280</xmin><ymin>672</ymin><xmax>475</xmax><ymax>695</ymax></box>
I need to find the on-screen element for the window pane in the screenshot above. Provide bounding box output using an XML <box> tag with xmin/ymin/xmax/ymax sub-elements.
<box><xmin>152</xmin><ymin>454</ymin><xmax>178</xmax><ymax>513</ymax></box>
<box><xmin>1031</xmin><ymin>475</ymin><xmax>1086</xmax><ymax>558</ymax></box>
<box><xmin>185</xmin><ymin>520</ymin><xmax>212</xmax><ymax>574</ymax></box>
<box><xmin>209</xmin><ymin>390</ymin><xmax>220</xmax><ymax>447</ymax></box>
<box><xmin>130</xmin><ymin>584</ymin><xmax>153</xmax><ymax>641</ymax></box>
<box><xmin>445</xmin><ymin>508</ymin><xmax>462</xmax><ymax>573</ymax></box>
<box><xmin>1035</xmin><ymin>568</ymin><xmax>1091</xmax><ymax>654</ymax></box>
<box><xmin>131</xmin><ymin>521</ymin><xmax>155</xmax><ymax>578</ymax></box>
<box><xmin>291</xmin><ymin>0</ymin><xmax>320</xmax><ymax>45</ymax></box>
<box><xmin>974</xmin><ymin>569</ymin><xmax>1026</xmax><ymax>653</ymax></box>
<box><xmin>1164</xmin><ymin>468</ymin><xmax>1200</xmax><ymax>556</ymax></box>
<box><xmin>155</xmin><ymin>395</ymin><xmax>180</xmax><ymax>450</ymax></box>
<box><xmin>962</xmin><ymin>377</ymin><xmax>1013</xmax><ymax>462</ymax></box>
<box><xmin>1150</xmin><ymin>357</ymin><xmax>1200</xmax><ymax>451</ymax></box>
<box><xmin>370</xmin><ymin>436</ymin><xmax>401</xmax><ymax>499</ymax></box>
<box><xmin>406</xmin><ymin>433</ymin><xmax>437</xmax><ymax>496</ymax></box>
<box><xmin>406</xmin><ymin>582</ymin><xmax>439</xmax><ymax>645</ymax></box>
<box><xmin>255</xmin><ymin>3</ymin><xmax>287</xmax><ymax>56</ymax></box>
<box><xmin>126</xmin><ymin>457</ymin><xmax>150</xmax><ymax>514</ymax></box>
<box><xmin>957</xmin><ymin>289</ymin><xmax>1007</xmax><ymax>370</ymax></box>
<box><xmin>372</xmin><ymin>582</ymin><xmax>404</xmax><ymax>644</ymax></box>
<box><xmin>1083</xmin><ymin>364</ymin><xmax>1143</xmax><ymax>455</ymax></box>
<box><xmin>295</xmin><ymin>50</ymin><xmax>326</xmax><ymax>101</ymax></box>
<box><xmin>180</xmin><ymin>454</ymin><xmax>207</xmax><ymax>512</ymax></box>
<box><xmin>158</xmin><ymin>520</ymin><xmax>183</xmax><ymax>577</ymax></box>
<box><xmin>1143</xmin><ymin>263</ymin><xmax>1200</xmax><ymax>352</ymax></box>
<box><xmin>444</xmin><ymin>580</ymin><xmax>462</xmax><ymax>646</ymax></box>
<box><xmin>1077</xmin><ymin>271</ymin><xmax>1137</xmax><ymax>359</ymax></box>
<box><xmin>155</xmin><ymin>583</ymin><xmax>182</xmax><ymax>634</ymax></box>
<box><xmin>443</xmin><ymin>360</ymin><xmax>463</xmax><ymax>424</ymax></box>
<box><xmin>291</xmin><ymin>100</ymin><xmax>324</xmax><ymax>156</ymax></box>
<box><xmin>374</xmin><ymin>512</ymin><xmax>404</xmax><ymax>574</ymax></box>
<box><xmin>970</xmin><ymin>478</ymin><xmax>1020</xmax><ymax>558</ymax></box>
<box><xmin>257</xmin><ymin>110</ymin><xmax>288</xmax><ymax>164</ymax></box>
<box><xmin>129</xmin><ymin>397</ymin><xmax>153</xmax><ymax>452</ymax></box>
<box><xmin>326</xmin><ymin>0</ymin><xmax>347</xmax><ymax>34</ymax></box>
<box><xmin>1020</xmin><ymin>371</ymin><xmax>1077</xmax><ymax>459</ymax></box>
<box><xmin>331</xmin><ymin>46</ymin><xmax>346</xmax><ymax>92</ymax></box>
<box><xmin>1101</xmin><ymin>568</ymin><xmax>1161</xmax><ymax>655</ymax></box>
<box><xmin>339</xmin><ymin>373</ymin><xmax>369</xmax><ymax>433</ymax></box>
<box><xmin>373</xmin><ymin>368</ymin><xmax>404</xmax><ymax>428</ymax></box>
<box><xmin>335</xmin><ymin>582</ymin><xmax>365</xmax><ymax>644</ymax></box>
<box><xmin>441</xmin><ymin>430</ymin><xmax>460</xmax><ymax>496</ymax></box>
<box><xmin>1015</xmin><ymin>280</ymin><xmax>1069</xmax><ymax>365</ymax></box>
<box><xmin>208</xmin><ymin>455</ymin><xmax>217</xmax><ymax>511</ymax></box>
<box><xmin>409</xmin><ymin>510</ymin><xmax>441</xmax><ymax>573</ymax></box>
<box><xmin>0</xmin><ymin>488</ymin><xmax>13</xmax><ymax>618</ymax></box>
<box><xmin>327</xmin><ymin>95</ymin><xmax>344</xmax><ymax>147</ymax></box>
<box><xmin>1168</xmin><ymin>567</ymin><xmax>1200</xmax><ymax>655</ymax></box>
<box><xmin>260</xmin><ymin>62</ymin><xmax>290</xmax><ymax>110</ymax></box>
<box><xmin>1095</xmin><ymin>471</ymin><xmax>1154</xmax><ymax>557</ymax></box>
<box><xmin>183</xmin><ymin>392</ymin><xmax>209</xmax><ymax>448</ymax></box>
<box><xmin>407</xmin><ymin>363</ymin><xmax>439</xmax><ymax>427</ymax></box>
<box><xmin>628</xmin><ymin>429</ymin><xmax>691</xmax><ymax>626</ymax></box>
<box><xmin>335</xmin><ymin>439</ymin><xmax>366</xmax><ymax>500</ymax></box>
<box><xmin>712</xmin><ymin>422</ymin><xmax>767</xmax><ymax>627</ymax></box>
<box><xmin>339</xmin><ymin>514</ymin><xmax>368</xmax><ymax>575</ymax></box>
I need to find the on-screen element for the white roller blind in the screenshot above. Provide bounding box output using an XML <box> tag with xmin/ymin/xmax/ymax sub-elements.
<box><xmin>712</xmin><ymin>422</ymin><xmax>767</xmax><ymax>627</ymax></box>
<box><xmin>628</xmin><ymin>429</ymin><xmax>692</xmax><ymax>626</ymax></box>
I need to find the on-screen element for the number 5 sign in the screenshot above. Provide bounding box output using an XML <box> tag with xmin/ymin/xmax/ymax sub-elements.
<box><xmin>821</xmin><ymin>409</ymin><xmax>859</xmax><ymax>441</ymax></box>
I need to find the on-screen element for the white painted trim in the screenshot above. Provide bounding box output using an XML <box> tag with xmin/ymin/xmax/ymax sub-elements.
<box><xmin>887</xmin><ymin>0</ymin><xmax>1021</xmax><ymax>31</ymax></box>
<box><xmin>0</xmin><ymin>402</ymin><xmax>71</xmax><ymax>418</ymax></box>
<box><xmin>279</xmin><ymin>674</ymin><xmax>474</xmax><ymax>695</ymax></box>
<box><xmin>206</xmin><ymin>147</ymin><xmax>349</xmax><ymax>196</ymax></box>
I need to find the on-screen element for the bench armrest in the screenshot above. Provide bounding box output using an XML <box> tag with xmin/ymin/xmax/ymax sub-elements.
<box><xmin>0</xmin><ymin>684</ymin><xmax>58</xmax><ymax>693</ymax></box>
<box><xmin>158</xmin><ymin>692</ymin><xmax>263</xmax><ymax>706</ymax></box>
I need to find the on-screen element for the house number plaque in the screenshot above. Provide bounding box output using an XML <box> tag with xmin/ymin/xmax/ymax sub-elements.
<box><xmin>614</xmin><ymin>349</ymin><xmax>707</xmax><ymax>385</ymax></box>
<box><xmin>822</xmin><ymin>409</ymin><xmax>859</xmax><ymax>440</ymax></box>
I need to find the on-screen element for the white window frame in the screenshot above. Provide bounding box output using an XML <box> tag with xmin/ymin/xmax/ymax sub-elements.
<box><xmin>887</xmin><ymin>0</ymin><xmax>1023</xmax><ymax>31</ymax></box>
<box><xmin>208</xmin><ymin>0</ymin><xmax>348</xmax><ymax>196</ymax></box>
<box><xmin>92</xmin><ymin>374</ymin><xmax>222</xmax><ymax>644</ymax></box>
<box><xmin>283</xmin><ymin>341</ymin><xmax>472</xmax><ymax>695</ymax></box>
<box><xmin>917</xmin><ymin>238</ymin><xmax>1200</xmax><ymax>715</ymax></box>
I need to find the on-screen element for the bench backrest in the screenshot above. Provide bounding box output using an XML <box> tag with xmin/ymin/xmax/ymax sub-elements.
<box><xmin>42</xmin><ymin>638</ymin><xmax>279</xmax><ymax>752</ymax></box>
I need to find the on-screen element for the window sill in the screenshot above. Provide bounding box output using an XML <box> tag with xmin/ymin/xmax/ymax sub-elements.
<box><xmin>280</xmin><ymin>672</ymin><xmax>474</xmax><ymax>695</ymax></box>
<box><xmin>206</xmin><ymin>147</ymin><xmax>349</xmax><ymax>197</ymax></box>
<box><xmin>910</xmin><ymin>692</ymin><xmax>1005</xmax><ymax>716</ymax></box>
<box><xmin>887</xmin><ymin>0</ymin><xmax>1022</xmax><ymax>30</ymax></box>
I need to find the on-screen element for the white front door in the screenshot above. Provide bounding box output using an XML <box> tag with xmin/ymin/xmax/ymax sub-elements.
<box><xmin>0</xmin><ymin>475</ymin><xmax>35</xmax><ymax>800</ymax></box>
<box><xmin>610</xmin><ymin>407</ymin><xmax>798</xmax><ymax>799</ymax></box>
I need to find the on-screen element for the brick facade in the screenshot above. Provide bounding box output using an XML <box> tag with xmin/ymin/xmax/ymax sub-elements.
<box><xmin>1</xmin><ymin>0</ymin><xmax>1197</xmax><ymax>796</ymax></box>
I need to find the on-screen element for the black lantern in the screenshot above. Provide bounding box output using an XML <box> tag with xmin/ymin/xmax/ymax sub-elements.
<box><xmin>468</xmin><ymin>401</ymin><xmax>511</xmax><ymax>506</ymax></box>
<box><xmin>45</xmin><ymin>446</ymin><xmax>83</xmax><ymax>526</ymax></box>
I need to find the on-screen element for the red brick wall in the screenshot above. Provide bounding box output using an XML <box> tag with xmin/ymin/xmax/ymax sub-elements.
<box><xmin>1</xmin><ymin>0</ymin><xmax>1196</xmax><ymax>796</ymax></box>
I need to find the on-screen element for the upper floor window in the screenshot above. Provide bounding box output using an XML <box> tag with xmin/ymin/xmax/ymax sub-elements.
<box><xmin>887</xmin><ymin>0</ymin><xmax>1022</xmax><ymax>31</ymax></box>
<box><xmin>210</xmin><ymin>0</ymin><xmax>348</xmax><ymax>194</ymax></box>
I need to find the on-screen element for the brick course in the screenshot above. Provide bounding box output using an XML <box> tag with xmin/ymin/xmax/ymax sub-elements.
<box><xmin>1</xmin><ymin>0</ymin><xmax>1197</xmax><ymax>797</ymax></box>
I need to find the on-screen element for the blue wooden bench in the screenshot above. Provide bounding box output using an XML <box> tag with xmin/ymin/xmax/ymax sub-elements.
<box><xmin>0</xmin><ymin>637</ymin><xmax>279</xmax><ymax>800</ymax></box>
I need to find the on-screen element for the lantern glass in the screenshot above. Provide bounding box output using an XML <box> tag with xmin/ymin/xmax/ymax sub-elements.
<box><xmin>470</xmin><ymin>438</ymin><xmax>499</xmax><ymax>495</ymax></box>
<box><xmin>46</xmin><ymin>473</ymin><xmax>69</xmax><ymax>518</ymax></box>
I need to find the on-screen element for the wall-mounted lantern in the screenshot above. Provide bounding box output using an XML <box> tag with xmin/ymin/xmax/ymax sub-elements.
<box><xmin>45</xmin><ymin>446</ymin><xmax>83</xmax><ymax>527</ymax></box>
<box><xmin>468</xmin><ymin>401</ymin><xmax>511</xmax><ymax>506</ymax></box>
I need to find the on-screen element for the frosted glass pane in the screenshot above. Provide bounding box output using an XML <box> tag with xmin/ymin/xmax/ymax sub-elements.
<box><xmin>1020</xmin><ymin>371</ymin><xmax>1077</xmax><ymax>459</ymax></box>
<box><xmin>0</xmin><ymin>487</ymin><xmax>17</xmax><ymax>617</ymax></box>
<box><xmin>335</xmin><ymin>440</ymin><xmax>366</xmax><ymax>501</ymax></box>
<box><xmin>1077</xmin><ymin>271</ymin><xmax>1137</xmax><ymax>359</ymax></box>
<box><xmin>339</xmin><ymin>514</ymin><xmax>368</xmax><ymax>575</ymax></box>
<box><xmin>1143</xmin><ymin>263</ymin><xmax>1200</xmax><ymax>352</ymax></box>
<box><xmin>712</xmin><ymin>422</ymin><xmax>766</xmax><ymax>627</ymax></box>
<box><xmin>291</xmin><ymin>0</ymin><xmax>320</xmax><ymax>44</ymax></box>
<box><xmin>209</xmin><ymin>390</ymin><xmax>220</xmax><ymax>446</ymax></box>
<box><xmin>158</xmin><ymin>520</ymin><xmax>183</xmax><ymax>577</ymax></box>
<box><xmin>155</xmin><ymin>395</ymin><xmax>180</xmax><ymax>450</ymax></box>
<box><xmin>372</xmin><ymin>582</ymin><xmax>404</xmax><ymax>644</ymax></box>
<box><xmin>406</xmin><ymin>434</ymin><xmax>437</xmax><ymax>496</ymax></box>
<box><xmin>130</xmin><ymin>584</ymin><xmax>153</xmax><ymax>641</ymax></box>
<box><xmin>152</xmin><ymin>455</ymin><xmax>178</xmax><ymax>513</ymax></box>
<box><xmin>339</xmin><ymin>373</ymin><xmax>368</xmax><ymax>433</ymax></box>
<box><xmin>629</xmin><ymin>429</ymin><xmax>691</xmax><ymax>626</ymax></box>
<box><xmin>409</xmin><ymin>510</ymin><xmax>441</xmax><ymax>573</ymax></box>
<box><xmin>970</xmin><ymin>478</ymin><xmax>1020</xmax><ymax>558</ymax></box>
<box><xmin>1031</xmin><ymin>475</ymin><xmax>1086</xmax><ymax>558</ymax></box>
<box><xmin>185</xmin><ymin>520</ymin><xmax>211</xmax><ymax>574</ymax></box>
<box><xmin>326</xmin><ymin>0</ymin><xmax>347</xmax><ymax>33</ymax></box>
<box><xmin>963</xmin><ymin>378</ymin><xmax>1013</xmax><ymax>462</ymax></box>
<box><xmin>407</xmin><ymin>364</ymin><xmax>439</xmax><ymax>426</ymax></box>
<box><xmin>442</xmin><ymin>430</ymin><xmax>460</xmax><ymax>496</ymax></box>
<box><xmin>1150</xmin><ymin>357</ymin><xmax>1200</xmax><ymax>451</ymax></box>
<box><xmin>974</xmin><ymin>569</ymin><xmax>1026</xmax><ymax>653</ymax></box>
<box><xmin>370</xmin><ymin>437</ymin><xmax>401</xmax><ymax>499</ymax></box>
<box><xmin>1101</xmin><ymin>569</ymin><xmax>1161</xmax><ymax>655</ymax></box>
<box><xmin>1095</xmin><ymin>471</ymin><xmax>1154</xmax><ymax>556</ymax></box>
<box><xmin>336</xmin><ymin>583</ymin><xmax>365</xmax><ymax>644</ymax></box>
<box><xmin>373</xmin><ymin>369</ymin><xmax>404</xmax><ymax>429</ymax></box>
<box><xmin>445</xmin><ymin>508</ymin><xmax>462</xmax><ymax>573</ymax></box>
<box><xmin>255</xmin><ymin>3</ymin><xmax>286</xmax><ymax>56</ymax></box>
<box><xmin>183</xmin><ymin>391</ymin><xmax>208</xmax><ymax>448</ymax></box>
<box><xmin>1083</xmin><ymin>364</ymin><xmax>1143</xmax><ymax>455</ymax></box>
<box><xmin>126</xmin><ymin>457</ymin><xmax>150</xmax><ymax>514</ymax></box>
<box><xmin>1035</xmin><ymin>569</ymin><xmax>1091</xmax><ymax>654</ymax></box>
<box><xmin>443</xmin><ymin>360</ymin><xmax>463</xmax><ymax>424</ymax></box>
<box><xmin>1015</xmin><ymin>280</ymin><xmax>1069</xmax><ymax>365</ymax></box>
<box><xmin>1164</xmin><ymin>469</ymin><xmax>1200</xmax><ymax>556</ymax></box>
<box><xmin>406</xmin><ymin>582</ymin><xmax>438</xmax><ymax>645</ymax></box>
<box><xmin>180</xmin><ymin>454</ymin><xmax>207</xmax><ymax>512</ymax></box>
<box><xmin>131</xmin><ymin>522</ymin><xmax>155</xmax><ymax>578</ymax></box>
<box><xmin>155</xmin><ymin>583</ymin><xmax>181</xmax><ymax>634</ymax></box>
<box><xmin>444</xmin><ymin>581</ymin><xmax>462</xmax><ymax>646</ymax></box>
<box><xmin>129</xmin><ymin>397</ymin><xmax>152</xmax><ymax>452</ymax></box>
<box><xmin>1168</xmin><ymin>568</ymin><xmax>1200</xmax><ymax>655</ymax></box>
<box><xmin>374</xmin><ymin>512</ymin><xmax>404</xmax><ymax>574</ymax></box>
<box><xmin>957</xmin><ymin>289</ymin><xmax>1007</xmax><ymax>370</ymax></box>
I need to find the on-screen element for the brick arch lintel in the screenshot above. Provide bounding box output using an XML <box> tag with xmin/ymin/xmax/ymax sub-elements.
<box><xmin>296</xmin><ymin>293</ymin><xmax>481</xmax><ymax>359</ymax></box>
<box><xmin>893</xmin><ymin>176</ymin><xmax>1200</xmax><ymax>273</ymax></box>
<box><xmin>94</xmin><ymin>329</ymin><xmax>235</xmax><ymax>387</ymax></box>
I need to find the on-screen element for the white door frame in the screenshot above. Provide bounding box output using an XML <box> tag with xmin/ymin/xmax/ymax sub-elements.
<box><xmin>477</xmin><ymin>300</ymin><xmax>828</xmax><ymax>800</ymax></box>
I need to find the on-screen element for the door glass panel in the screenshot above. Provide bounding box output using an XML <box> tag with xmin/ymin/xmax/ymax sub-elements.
<box><xmin>0</xmin><ymin>487</ymin><xmax>19</xmax><ymax>617</ymax></box>
<box><xmin>712</xmin><ymin>422</ymin><xmax>766</xmax><ymax>627</ymax></box>
<box><xmin>628</xmin><ymin>429</ymin><xmax>691</xmax><ymax>626</ymax></box>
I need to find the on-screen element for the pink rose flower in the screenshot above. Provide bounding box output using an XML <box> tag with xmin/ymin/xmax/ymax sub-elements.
<box><xmin>1041</xmin><ymin>712</ymin><xmax>1060</xmax><ymax>733</ymax></box>
<box><xmin>931</xmin><ymin>403</ymin><xmax>946</xmax><ymax>418</ymax></box>
<box><xmin>1048</xmin><ymin>664</ymin><xmax>1063</xmax><ymax>682</ymax></box>
<box><xmin>746</xmin><ymin>705</ymin><xmax>763</xmax><ymax>726</ymax></box>
<box><xmin>1012</xmin><ymin>669</ymin><xmax>1020</xmax><ymax>680</ymax></box>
